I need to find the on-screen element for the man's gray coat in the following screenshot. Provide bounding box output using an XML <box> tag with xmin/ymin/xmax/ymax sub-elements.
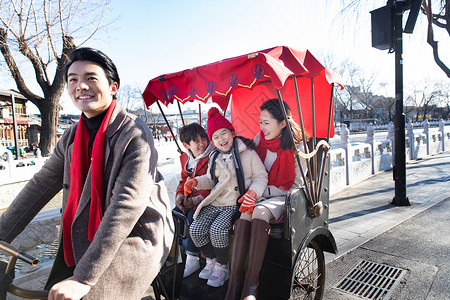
<box><xmin>0</xmin><ymin>103</ymin><xmax>174</xmax><ymax>299</ymax></box>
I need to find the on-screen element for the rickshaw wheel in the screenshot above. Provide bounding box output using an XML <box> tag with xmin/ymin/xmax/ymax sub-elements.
<box><xmin>290</xmin><ymin>240</ymin><xmax>325</xmax><ymax>300</ymax></box>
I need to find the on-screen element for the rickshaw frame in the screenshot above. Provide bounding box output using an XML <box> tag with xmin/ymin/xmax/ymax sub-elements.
<box><xmin>144</xmin><ymin>46</ymin><xmax>342</xmax><ymax>300</ymax></box>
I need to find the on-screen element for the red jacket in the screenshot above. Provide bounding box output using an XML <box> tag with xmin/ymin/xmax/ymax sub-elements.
<box><xmin>176</xmin><ymin>152</ymin><xmax>211</xmax><ymax>199</ymax></box>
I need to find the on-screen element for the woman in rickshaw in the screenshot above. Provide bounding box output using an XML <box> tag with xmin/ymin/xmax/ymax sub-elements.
<box><xmin>225</xmin><ymin>98</ymin><xmax>308</xmax><ymax>300</ymax></box>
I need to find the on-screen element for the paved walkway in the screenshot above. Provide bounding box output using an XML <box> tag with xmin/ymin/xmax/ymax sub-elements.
<box><xmin>326</xmin><ymin>150</ymin><xmax>450</xmax><ymax>263</ymax></box>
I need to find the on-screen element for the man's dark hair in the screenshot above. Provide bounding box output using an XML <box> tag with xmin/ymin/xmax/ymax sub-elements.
<box><xmin>179</xmin><ymin>123</ymin><xmax>208</xmax><ymax>144</ymax></box>
<box><xmin>64</xmin><ymin>47</ymin><xmax>120</xmax><ymax>99</ymax></box>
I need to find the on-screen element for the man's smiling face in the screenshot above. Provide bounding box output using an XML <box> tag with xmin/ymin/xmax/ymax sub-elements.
<box><xmin>67</xmin><ymin>60</ymin><xmax>118</xmax><ymax>118</ymax></box>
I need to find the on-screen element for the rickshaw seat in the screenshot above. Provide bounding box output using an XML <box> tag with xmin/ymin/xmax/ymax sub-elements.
<box><xmin>268</xmin><ymin>191</ymin><xmax>292</xmax><ymax>240</ymax></box>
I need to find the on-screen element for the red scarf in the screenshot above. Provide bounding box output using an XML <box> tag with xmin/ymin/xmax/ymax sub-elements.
<box><xmin>63</xmin><ymin>100</ymin><xmax>116</xmax><ymax>267</ymax></box>
<box><xmin>256</xmin><ymin>131</ymin><xmax>295</xmax><ymax>191</ymax></box>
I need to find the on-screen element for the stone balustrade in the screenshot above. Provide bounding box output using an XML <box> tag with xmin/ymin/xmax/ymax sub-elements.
<box><xmin>0</xmin><ymin>119</ymin><xmax>449</xmax><ymax>293</ymax></box>
<box><xmin>0</xmin><ymin>149</ymin><xmax>49</xmax><ymax>186</ymax></box>
<box><xmin>329</xmin><ymin>119</ymin><xmax>449</xmax><ymax>195</ymax></box>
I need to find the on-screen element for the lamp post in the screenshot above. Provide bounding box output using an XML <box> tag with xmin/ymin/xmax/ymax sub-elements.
<box><xmin>371</xmin><ymin>0</ymin><xmax>420</xmax><ymax>206</ymax></box>
<box><xmin>392</xmin><ymin>0</ymin><xmax>410</xmax><ymax>206</ymax></box>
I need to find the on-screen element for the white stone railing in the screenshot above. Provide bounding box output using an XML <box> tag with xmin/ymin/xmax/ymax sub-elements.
<box><xmin>329</xmin><ymin>119</ymin><xmax>450</xmax><ymax>196</ymax></box>
<box><xmin>1</xmin><ymin>119</ymin><xmax>449</xmax><ymax>292</ymax></box>
<box><xmin>366</xmin><ymin>119</ymin><xmax>450</xmax><ymax>131</ymax></box>
<box><xmin>0</xmin><ymin>150</ymin><xmax>49</xmax><ymax>186</ymax></box>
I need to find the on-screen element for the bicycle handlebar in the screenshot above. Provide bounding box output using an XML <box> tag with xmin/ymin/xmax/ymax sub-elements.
<box><xmin>0</xmin><ymin>241</ymin><xmax>49</xmax><ymax>299</ymax></box>
<box><xmin>7</xmin><ymin>284</ymin><xmax>48</xmax><ymax>299</ymax></box>
<box><xmin>0</xmin><ymin>241</ymin><xmax>39</xmax><ymax>266</ymax></box>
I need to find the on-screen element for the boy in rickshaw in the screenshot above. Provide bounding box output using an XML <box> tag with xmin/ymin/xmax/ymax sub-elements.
<box><xmin>184</xmin><ymin>107</ymin><xmax>268</xmax><ymax>288</ymax></box>
<box><xmin>225</xmin><ymin>99</ymin><xmax>308</xmax><ymax>300</ymax></box>
<box><xmin>175</xmin><ymin>123</ymin><xmax>215</xmax><ymax>278</ymax></box>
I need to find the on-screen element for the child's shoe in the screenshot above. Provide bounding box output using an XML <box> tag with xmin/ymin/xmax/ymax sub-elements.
<box><xmin>198</xmin><ymin>258</ymin><xmax>216</xmax><ymax>280</ymax></box>
<box><xmin>207</xmin><ymin>263</ymin><xmax>229</xmax><ymax>287</ymax></box>
<box><xmin>183</xmin><ymin>253</ymin><xmax>200</xmax><ymax>278</ymax></box>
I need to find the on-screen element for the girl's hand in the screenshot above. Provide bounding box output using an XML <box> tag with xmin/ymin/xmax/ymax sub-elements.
<box><xmin>184</xmin><ymin>177</ymin><xmax>198</xmax><ymax>196</ymax></box>
<box><xmin>238</xmin><ymin>190</ymin><xmax>257</xmax><ymax>214</ymax></box>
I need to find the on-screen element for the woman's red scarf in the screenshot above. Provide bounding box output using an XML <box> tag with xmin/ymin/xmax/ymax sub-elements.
<box><xmin>63</xmin><ymin>100</ymin><xmax>116</xmax><ymax>267</ymax></box>
<box><xmin>256</xmin><ymin>131</ymin><xmax>295</xmax><ymax>191</ymax></box>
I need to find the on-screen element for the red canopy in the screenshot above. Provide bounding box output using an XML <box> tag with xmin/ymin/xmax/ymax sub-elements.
<box><xmin>143</xmin><ymin>46</ymin><xmax>344</xmax><ymax>138</ymax></box>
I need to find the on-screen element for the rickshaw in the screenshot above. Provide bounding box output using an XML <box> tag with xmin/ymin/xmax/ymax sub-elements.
<box><xmin>0</xmin><ymin>46</ymin><xmax>342</xmax><ymax>300</ymax></box>
<box><xmin>143</xmin><ymin>46</ymin><xmax>343</xmax><ymax>300</ymax></box>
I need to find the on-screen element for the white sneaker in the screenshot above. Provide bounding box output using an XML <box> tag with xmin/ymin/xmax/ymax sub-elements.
<box><xmin>198</xmin><ymin>258</ymin><xmax>216</xmax><ymax>280</ymax></box>
<box><xmin>183</xmin><ymin>254</ymin><xmax>200</xmax><ymax>278</ymax></box>
<box><xmin>207</xmin><ymin>263</ymin><xmax>229</xmax><ymax>287</ymax></box>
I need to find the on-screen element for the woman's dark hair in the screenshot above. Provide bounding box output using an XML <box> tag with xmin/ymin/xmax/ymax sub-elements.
<box><xmin>260</xmin><ymin>98</ymin><xmax>308</xmax><ymax>150</ymax></box>
<box><xmin>64</xmin><ymin>47</ymin><xmax>120</xmax><ymax>99</ymax></box>
<box><xmin>235</xmin><ymin>135</ymin><xmax>257</xmax><ymax>151</ymax></box>
<box><xmin>179</xmin><ymin>123</ymin><xmax>208</xmax><ymax>144</ymax></box>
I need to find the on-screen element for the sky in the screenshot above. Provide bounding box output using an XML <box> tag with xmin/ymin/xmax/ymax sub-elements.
<box><xmin>1</xmin><ymin>0</ymin><xmax>449</xmax><ymax>114</ymax></box>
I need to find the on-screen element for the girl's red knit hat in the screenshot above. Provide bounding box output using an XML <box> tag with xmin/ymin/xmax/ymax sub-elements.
<box><xmin>207</xmin><ymin>107</ymin><xmax>235</xmax><ymax>140</ymax></box>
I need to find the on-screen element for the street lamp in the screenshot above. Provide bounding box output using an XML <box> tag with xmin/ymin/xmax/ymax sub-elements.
<box><xmin>370</xmin><ymin>0</ymin><xmax>420</xmax><ymax>206</ymax></box>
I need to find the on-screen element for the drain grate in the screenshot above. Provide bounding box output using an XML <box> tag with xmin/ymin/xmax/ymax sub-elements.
<box><xmin>332</xmin><ymin>260</ymin><xmax>406</xmax><ymax>300</ymax></box>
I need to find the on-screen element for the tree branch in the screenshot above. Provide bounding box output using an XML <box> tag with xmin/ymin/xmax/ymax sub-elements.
<box><xmin>78</xmin><ymin>1</ymin><xmax>108</xmax><ymax>46</ymax></box>
<box><xmin>432</xmin><ymin>18</ymin><xmax>447</xmax><ymax>28</ymax></box>
<box><xmin>0</xmin><ymin>27</ymin><xmax>44</xmax><ymax>109</ymax></box>
<box><xmin>45</xmin><ymin>0</ymin><xmax>59</xmax><ymax>62</ymax></box>
<box><xmin>18</xmin><ymin>35</ymin><xmax>50</xmax><ymax>95</ymax></box>
<box><xmin>51</xmin><ymin>34</ymin><xmax>76</xmax><ymax>96</ymax></box>
<box><xmin>445</xmin><ymin>0</ymin><xmax>450</xmax><ymax>36</ymax></box>
<box><xmin>425</xmin><ymin>0</ymin><xmax>450</xmax><ymax>78</ymax></box>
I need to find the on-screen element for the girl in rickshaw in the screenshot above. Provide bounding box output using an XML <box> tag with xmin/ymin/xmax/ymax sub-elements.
<box><xmin>225</xmin><ymin>99</ymin><xmax>308</xmax><ymax>300</ymax></box>
<box><xmin>184</xmin><ymin>107</ymin><xmax>268</xmax><ymax>288</ymax></box>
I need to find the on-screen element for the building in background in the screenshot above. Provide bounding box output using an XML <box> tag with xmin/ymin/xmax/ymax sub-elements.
<box><xmin>0</xmin><ymin>89</ymin><xmax>40</xmax><ymax>155</ymax></box>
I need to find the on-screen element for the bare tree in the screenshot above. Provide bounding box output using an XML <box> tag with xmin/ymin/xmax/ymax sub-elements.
<box><xmin>335</xmin><ymin>61</ymin><xmax>381</xmax><ymax>119</ymax></box>
<box><xmin>348</xmin><ymin>68</ymin><xmax>378</xmax><ymax>117</ymax></box>
<box><xmin>405</xmin><ymin>80</ymin><xmax>443</xmax><ymax>120</ymax></box>
<box><xmin>316</xmin><ymin>50</ymin><xmax>350</xmax><ymax>76</ymax></box>
<box><xmin>405</xmin><ymin>87</ymin><xmax>422</xmax><ymax>121</ymax></box>
<box><xmin>0</xmin><ymin>0</ymin><xmax>111</xmax><ymax>156</ymax></box>
<box><xmin>423</xmin><ymin>0</ymin><xmax>450</xmax><ymax>77</ymax></box>
<box><xmin>376</xmin><ymin>82</ymin><xmax>396</xmax><ymax>122</ymax></box>
<box><xmin>432</xmin><ymin>80</ymin><xmax>450</xmax><ymax>118</ymax></box>
<box><xmin>117</xmin><ymin>84</ymin><xmax>163</xmax><ymax>134</ymax></box>
<box><xmin>383</xmin><ymin>96</ymin><xmax>396</xmax><ymax>121</ymax></box>
<box><xmin>372</xmin><ymin>95</ymin><xmax>396</xmax><ymax>122</ymax></box>
<box><xmin>318</xmin><ymin>51</ymin><xmax>398</xmax><ymax>124</ymax></box>
<box><xmin>117</xmin><ymin>84</ymin><xmax>142</xmax><ymax>112</ymax></box>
